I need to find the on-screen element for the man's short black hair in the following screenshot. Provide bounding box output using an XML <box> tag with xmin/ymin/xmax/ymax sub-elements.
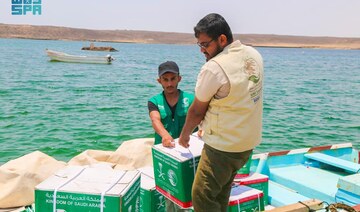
<box><xmin>194</xmin><ymin>13</ymin><xmax>233</xmax><ymax>43</ymax></box>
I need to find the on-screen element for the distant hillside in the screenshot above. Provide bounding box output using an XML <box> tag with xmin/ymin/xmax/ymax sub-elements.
<box><xmin>1</xmin><ymin>24</ymin><xmax>360</xmax><ymax>49</ymax></box>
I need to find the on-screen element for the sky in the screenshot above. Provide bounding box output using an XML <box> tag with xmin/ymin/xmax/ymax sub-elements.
<box><xmin>1</xmin><ymin>0</ymin><xmax>360</xmax><ymax>38</ymax></box>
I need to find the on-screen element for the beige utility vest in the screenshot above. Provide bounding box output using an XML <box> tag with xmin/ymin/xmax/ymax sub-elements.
<box><xmin>202</xmin><ymin>41</ymin><xmax>264</xmax><ymax>152</ymax></box>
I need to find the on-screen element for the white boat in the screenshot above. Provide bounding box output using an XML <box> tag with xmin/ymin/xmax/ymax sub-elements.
<box><xmin>45</xmin><ymin>49</ymin><xmax>114</xmax><ymax>64</ymax></box>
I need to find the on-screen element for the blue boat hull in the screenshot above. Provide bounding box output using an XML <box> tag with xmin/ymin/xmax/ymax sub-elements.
<box><xmin>250</xmin><ymin>143</ymin><xmax>360</xmax><ymax>207</ymax></box>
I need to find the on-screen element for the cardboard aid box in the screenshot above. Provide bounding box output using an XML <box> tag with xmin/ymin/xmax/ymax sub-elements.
<box><xmin>152</xmin><ymin>135</ymin><xmax>204</xmax><ymax>208</ymax></box>
<box><xmin>235</xmin><ymin>152</ymin><xmax>253</xmax><ymax>178</ymax></box>
<box><xmin>228</xmin><ymin>185</ymin><xmax>264</xmax><ymax>212</ymax></box>
<box><xmin>138</xmin><ymin>166</ymin><xmax>166</xmax><ymax>212</ymax></box>
<box><xmin>233</xmin><ymin>172</ymin><xmax>269</xmax><ymax>205</ymax></box>
<box><xmin>35</xmin><ymin>165</ymin><xmax>140</xmax><ymax>212</ymax></box>
<box><xmin>183</xmin><ymin>184</ymin><xmax>265</xmax><ymax>212</ymax></box>
<box><xmin>184</xmin><ymin>185</ymin><xmax>264</xmax><ymax>212</ymax></box>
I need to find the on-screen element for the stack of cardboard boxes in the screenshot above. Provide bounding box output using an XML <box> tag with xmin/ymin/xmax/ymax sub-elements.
<box><xmin>152</xmin><ymin>136</ymin><xmax>268</xmax><ymax>211</ymax></box>
<box><xmin>35</xmin><ymin>165</ymin><xmax>140</xmax><ymax>212</ymax></box>
<box><xmin>35</xmin><ymin>136</ymin><xmax>268</xmax><ymax>211</ymax></box>
<box><xmin>234</xmin><ymin>172</ymin><xmax>269</xmax><ymax>207</ymax></box>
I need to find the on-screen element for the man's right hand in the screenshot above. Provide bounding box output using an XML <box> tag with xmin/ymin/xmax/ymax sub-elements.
<box><xmin>178</xmin><ymin>134</ymin><xmax>190</xmax><ymax>148</ymax></box>
<box><xmin>162</xmin><ymin>135</ymin><xmax>175</xmax><ymax>147</ymax></box>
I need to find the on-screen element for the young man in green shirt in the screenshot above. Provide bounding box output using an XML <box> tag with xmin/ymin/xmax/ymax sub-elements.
<box><xmin>148</xmin><ymin>61</ymin><xmax>194</xmax><ymax>211</ymax></box>
<box><xmin>148</xmin><ymin>61</ymin><xmax>194</xmax><ymax>147</ymax></box>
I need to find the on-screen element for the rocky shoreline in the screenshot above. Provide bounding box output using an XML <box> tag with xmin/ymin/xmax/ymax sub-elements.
<box><xmin>1</xmin><ymin>23</ymin><xmax>360</xmax><ymax>50</ymax></box>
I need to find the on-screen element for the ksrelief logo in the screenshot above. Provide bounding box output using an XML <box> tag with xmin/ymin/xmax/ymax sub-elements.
<box><xmin>157</xmin><ymin>196</ymin><xmax>165</xmax><ymax>209</ymax></box>
<box><xmin>12</xmin><ymin>0</ymin><xmax>42</xmax><ymax>15</ymax></box>
<box><xmin>183</xmin><ymin>98</ymin><xmax>189</xmax><ymax>107</ymax></box>
<box><xmin>244</xmin><ymin>58</ymin><xmax>260</xmax><ymax>84</ymax></box>
<box><xmin>157</xmin><ymin>162</ymin><xmax>165</xmax><ymax>180</ymax></box>
<box><xmin>167</xmin><ymin>169</ymin><xmax>177</xmax><ymax>186</ymax></box>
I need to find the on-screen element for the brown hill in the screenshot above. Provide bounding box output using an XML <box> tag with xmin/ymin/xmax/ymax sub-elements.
<box><xmin>1</xmin><ymin>24</ymin><xmax>360</xmax><ymax>49</ymax></box>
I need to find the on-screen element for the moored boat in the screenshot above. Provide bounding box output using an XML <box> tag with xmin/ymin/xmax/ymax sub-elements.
<box><xmin>45</xmin><ymin>49</ymin><xmax>114</xmax><ymax>64</ymax></box>
<box><xmin>248</xmin><ymin>142</ymin><xmax>360</xmax><ymax>210</ymax></box>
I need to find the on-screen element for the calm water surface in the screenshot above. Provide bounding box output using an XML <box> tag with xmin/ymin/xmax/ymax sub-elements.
<box><xmin>0</xmin><ymin>38</ymin><xmax>359</xmax><ymax>163</ymax></box>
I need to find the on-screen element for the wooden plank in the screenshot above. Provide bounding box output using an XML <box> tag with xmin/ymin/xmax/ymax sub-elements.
<box><xmin>266</xmin><ymin>199</ymin><xmax>323</xmax><ymax>212</ymax></box>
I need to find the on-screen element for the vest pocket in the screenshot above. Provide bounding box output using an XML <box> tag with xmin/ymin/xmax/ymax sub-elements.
<box><xmin>204</xmin><ymin>110</ymin><xmax>218</xmax><ymax>135</ymax></box>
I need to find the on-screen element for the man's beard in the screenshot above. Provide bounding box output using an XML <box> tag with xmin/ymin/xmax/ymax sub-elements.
<box><xmin>206</xmin><ymin>44</ymin><xmax>224</xmax><ymax>61</ymax></box>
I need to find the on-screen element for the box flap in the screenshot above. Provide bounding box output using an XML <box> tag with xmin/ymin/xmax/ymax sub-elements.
<box><xmin>138</xmin><ymin>166</ymin><xmax>154</xmax><ymax>178</ymax></box>
<box><xmin>229</xmin><ymin>185</ymin><xmax>263</xmax><ymax>204</ymax></box>
<box><xmin>36</xmin><ymin>166</ymin><xmax>140</xmax><ymax>196</ymax></box>
<box><xmin>234</xmin><ymin>172</ymin><xmax>269</xmax><ymax>184</ymax></box>
<box><xmin>153</xmin><ymin>135</ymin><xmax>204</xmax><ymax>162</ymax></box>
<box><xmin>140</xmin><ymin>173</ymin><xmax>156</xmax><ymax>190</ymax></box>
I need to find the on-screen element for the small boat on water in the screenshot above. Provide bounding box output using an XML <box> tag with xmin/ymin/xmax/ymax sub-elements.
<box><xmin>247</xmin><ymin>142</ymin><xmax>360</xmax><ymax>211</ymax></box>
<box><xmin>45</xmin><ymin>49</ymin><xmax>114</xmax><ymax>64</ymax></box>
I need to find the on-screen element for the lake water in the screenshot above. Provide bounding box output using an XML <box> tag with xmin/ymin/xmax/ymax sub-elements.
<box><xmin>0</xmin><ymin>38</ymin><xmax>359</xmax><ymax>163</ymax></box>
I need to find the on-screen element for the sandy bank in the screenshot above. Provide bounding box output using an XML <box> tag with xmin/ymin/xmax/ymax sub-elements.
<box><xmin>1</xmin><ymin>24</ymin><xmax>360</xmax><ymax>50</ymax></box>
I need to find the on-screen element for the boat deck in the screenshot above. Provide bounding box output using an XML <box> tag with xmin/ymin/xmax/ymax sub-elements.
<box><xmin>270</xmin><ymin>165</ymin><xmax>345</xmax><ymax>204</ymax></box>
<box><xmin>251</xmin><ymin>144</ymin><xmax>360</xmax><ymax>208</ymax></box>
<box><xmin>268</xmin><ymin>180</ymin><xmax>309</xmax><ymax>207</ymax></box>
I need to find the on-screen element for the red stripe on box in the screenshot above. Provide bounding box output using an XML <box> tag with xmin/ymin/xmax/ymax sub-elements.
<box><xmin>309</xmin><ymin>145</ymin><xmax>332</xmax><ymax>152</ymax></box>
<box><xmin>156</xmin><ymin>186</ymin><xmax>192</xmax><ymax>208</ymax></box>
<box><xmin>358</xmin><ymin>151</ymin><xmax>360</xmax><ymax>164</ymax></box>
<box><xmin>235</xmin><ymin>173</ymin><xmax>250</xmax><ymax>178</ymax></box>
<box><xmin>228</xmin><ymin>193</ymin><xmax>264</xmax><ymax>206</ymax></box>
<box><xmin>268</xmin><ymin>150</ymin><xmax>290</xmax><ymax>156</ymax></box>
<box><xmin>234</xmin><ymin>178</ymin><xmax>268</xmax><ymax>184</ymax></box>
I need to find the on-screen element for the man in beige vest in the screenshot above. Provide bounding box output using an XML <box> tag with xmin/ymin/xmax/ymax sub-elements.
<box><xmin>179</xmin><ymin>13</ymin><xmax>264</xmax><ymax>212</ymax></box>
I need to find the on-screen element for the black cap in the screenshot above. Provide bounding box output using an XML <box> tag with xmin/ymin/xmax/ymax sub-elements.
<box><xmin>158</xmin><ymin>61</ymin><xmax>179</xmax><ymax>77</ymax></box>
